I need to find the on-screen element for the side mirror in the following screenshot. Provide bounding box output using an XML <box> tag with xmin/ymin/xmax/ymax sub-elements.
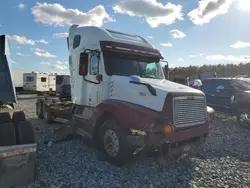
<box><xmin>79</xmin><ymin>52</ymin><xmax>88</xmax><ymax>76</ymax></box>
<box><xmin>216</xmin><ymin>85</ymin><xmax>224</xmax><ymax>90</ymax></box>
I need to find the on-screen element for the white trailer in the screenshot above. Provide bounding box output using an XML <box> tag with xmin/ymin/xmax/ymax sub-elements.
<box><xmin>23</xmin><ymin>72</ymin><xmax>56</xmax><ymax>92</ymax></box>
<box><xmin>12</xmin><ymin>69</ymin><xmax>30</xmax><ymax>89</ymax></box>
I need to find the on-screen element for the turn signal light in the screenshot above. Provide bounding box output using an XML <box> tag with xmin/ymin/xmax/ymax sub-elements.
<box><xmin>208</xmin><ymin>113</ymin><xmax>214</xmax><ymax>121</ymax></box>
<box><xmin>164</xmin><ymin>124</ymin><xmax>172</xmax><ymax>135</ymax></box>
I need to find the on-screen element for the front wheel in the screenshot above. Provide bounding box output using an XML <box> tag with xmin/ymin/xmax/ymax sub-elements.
<box><xmin>237</xmin><ymin>111</ymin><xmax>250</xmax><ymax>129</ymax></box>
<box><xmin>100</xmin><ymin>119</ymin><xmax>133</xmax><ymax>166</ymax></box>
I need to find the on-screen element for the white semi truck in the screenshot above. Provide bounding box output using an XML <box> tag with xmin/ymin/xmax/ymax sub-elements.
<box><xmin>0</xmin><ymin>35</ymin><xmax>36</xmax><ymax>187</ymax></box>
<box><xmin>36</xmin><ymin>25</ymin><xmax>214</xmax><ymax>165</ymax></box>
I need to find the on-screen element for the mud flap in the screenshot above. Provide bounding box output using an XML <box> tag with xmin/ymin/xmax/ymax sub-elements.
<box><xmin>0</xmin><ymin>144</ymin><xmax>37</xmax><ymax>187</ymax></box>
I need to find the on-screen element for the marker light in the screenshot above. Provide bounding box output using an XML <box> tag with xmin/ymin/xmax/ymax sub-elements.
<box><xmin>164</xmin><ymin>124</ymin><xmax>172</xmax><ymax>135</ymax></box>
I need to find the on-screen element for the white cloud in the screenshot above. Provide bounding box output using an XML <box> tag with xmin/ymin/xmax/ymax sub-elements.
<box><xmin>206</xmin><ymin>55</ymin><xmax>250</xmax><ymax>62</ymax></box>
<box><xmin>189</xmin><ymin>54</ymin><xmax>196</xmax><ymax>58</ymax></box>
<box><xmin>230</xmin><ymin>41</ymin><xmax>250</xmax><ymax>49</ymax></box>
<box><xmin>113</xmin><ymin>0</ymin><xmax>183</xmax><ymax>28</ymax></box>
<box><xmin>18</xmin><ymin>3</ymin><xmax>25</xmax><ymax>9</ymax></box>
<box><xmin>35</xmin><ymin>48</ymin><xmax>44</xmax><ymax>52</ymax></box>
<box><xmin>31</xmin><ymin>3</ymin><xmax>114</xmax><ymax>27</ymax></box>
<box><xmin>7</xmin><ymin>35</ymin><xmax>35</xmax><ymax>45</ymax></box>
<box><xmin>7</xmin><ymin>35</ymin><xmax>48</xmax><ymax>45</ymax></box>
<box><xmin>16</xmin><ymin>52</ymin><xmax>25</xmax><ymax>56</ymax></box>
<box><xmin>177</xmin><ymin>58</ymin><xmax>184</xmax><ymax>61</ymax></box>
<box><xmin>188</xmin><ymin>0</ymin><xmax>233</xmax><ymax>25</ymax></box>
<box><xmin>57</xmin><ymin>61</ymin><xmax>67</xmax><ymax>65</ymax></box>
<box><xmin>40</xmin><ymin>62</ymin><xmax>50</xmax><ymax>65</ymax></box>
<box><xmin>200</xmin><ymin>53</ymin><xmax>204</xmax><ymax>56</ymax></box>
<box><xmin>40</xmin><ymin>61</ymin><xmax>68</xmax><ymax>69</ymax></box>
<box><xmin>147</xmin><ymin>36</ymin><xmax>153</xmax><ymax>39</ymax></box>
<box><xmin>9</xmin><ymin>59</ymin><xmax>17</xmax><ymax>64</ymax></box>
<box><xmin>169</xmin><ymin>29</ymin><xmax>186</xmax><ymax>38</ymax></box>
<box><xmin>51</xmin><ymin>64</ymin><xmax>68</xmax><ymax>70</ymax></box>
<box><xmin>34</xmin><ymin>51</ymin><xmax>56</xmax><ymax>58</ymax></box>
<box><xmin>160</xmin><ymin>42</ymin><xmax>172</xmax><ymax>47</ymax></box>
<box><xmin>36</xmin><ymin>39</ymin><xmax>49</xmax><ymax>44</ymax></box>
<box><xmin>53</xmin><ymin>32</ymin><xmax>69</xmax><ymax>38</ymax></box>
<box><xmin>16</xmin><ymin>46</ymin><xmax>20</xmax><ymax>49</ymax></box>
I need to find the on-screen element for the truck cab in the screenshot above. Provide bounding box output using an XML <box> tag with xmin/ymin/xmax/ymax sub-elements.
<box><xmin>38</xmin><ymin>26</ymin><xmax>214</xmax><ymax>165</ymax></box>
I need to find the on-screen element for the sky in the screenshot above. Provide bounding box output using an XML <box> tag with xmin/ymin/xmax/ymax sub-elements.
<box><xmin>0</xmin><ymin>0</ymin><xmax>250</xmax><ymax>74</ymax></box>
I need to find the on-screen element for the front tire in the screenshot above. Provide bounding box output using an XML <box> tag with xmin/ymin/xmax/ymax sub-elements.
<box><xmin>100</xmin><ymin>119</ymin><xmax>133</xmax><ymax>166</ymax></box>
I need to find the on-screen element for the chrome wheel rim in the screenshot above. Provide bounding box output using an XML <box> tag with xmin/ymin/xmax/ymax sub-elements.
<box><xmin>103</xmin><ymin>130</ymin><xmax>119</xmax><ymax>157</ymax></box>
<box><xmin>240</xmin><ymin>112</ymin><xmax>250</xmax><ymax>126</ymax></box>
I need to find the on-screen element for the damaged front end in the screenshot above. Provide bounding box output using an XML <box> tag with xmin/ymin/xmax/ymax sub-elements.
<box><xmin>127</xmin><ymin>106</ymin><xmax>214</xmax><ymax>157</ymax></box>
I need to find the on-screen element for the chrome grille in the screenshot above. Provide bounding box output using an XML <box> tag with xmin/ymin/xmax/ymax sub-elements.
<box><xmin>173</xmin><ymin>96</ymin><xmax>206</xmax><ymax>128</ymax></box>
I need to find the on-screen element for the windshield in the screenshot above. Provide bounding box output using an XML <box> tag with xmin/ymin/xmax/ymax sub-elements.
<box><xmin>231</xmin><ymin>79</ymin><xmax>250</xmax><ymax>90</ymax></box>
<box><xmin>103</xmin><ymin>55</ymin><xmax>164</xmax><ymax>79</ymax></box>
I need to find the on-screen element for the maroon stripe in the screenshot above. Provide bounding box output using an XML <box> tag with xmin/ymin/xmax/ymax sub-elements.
<box><xmin>100</xmin><ymin>41</ymin><xmax>163</xmax><ymax>59</ymax></box>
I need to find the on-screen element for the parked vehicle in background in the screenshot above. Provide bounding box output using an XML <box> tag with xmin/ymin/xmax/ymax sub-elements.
<box><xmin>0</xmin><ymin>35</ymin><xmax>36</xmax><ymax>187</ymax></box>
<box><xmin>36</xmin><ymin>25</ymin><xmax>215</xmax><ymax>165</ymax></box>
<box><xmin>56</xmin><ymin>75</ymin><xmax>71</xmax><ymax>101</ymax></box>
<box><xmin>23</xmin><ymin>72</ymin><xmax>56</xmax><ymax>92</ymax></box>
<box><xmin>199</xmin><ymin>71</ymin><xmax>217</xmax><ymax>80</ymax></box>
<box><xmin>12</xmin><ymin>69</ymin><xmax>29</xmax><ymax>91</ymax></box>
<box><xmin>201</xmin><ymin>78</ymin><xmax>250</xmax><ymax>129</ymax></box>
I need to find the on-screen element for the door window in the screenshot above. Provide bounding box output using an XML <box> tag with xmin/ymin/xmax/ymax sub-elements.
<box><xmin>73</xmin><ymin>35</ymin><xmax>81</xmax><ymax>49</ymax></box>
<box><xmin>41</xmin><ymin>77</ymin><xmax>47</xmax><ymax>82</ymax></box>
<box><xmin>89</xmin><ymin>55</ymin><xmax>99</xmax><ymax>75</ymax></box>
<box><xmin>26</xmin><ymin>76</ymin><xmax>34</xmax><ymax>82</ymax></box>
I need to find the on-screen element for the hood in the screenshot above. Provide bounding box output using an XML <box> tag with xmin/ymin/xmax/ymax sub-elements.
<box><xmin>140</xmin><ymin>77</ymin><xmax>204</xmax><ymax>95</ymax></box>
<box><xmin>109</xmin><ymin>75</ymin><xmax>204</xmax><ymax>112</ymax></box>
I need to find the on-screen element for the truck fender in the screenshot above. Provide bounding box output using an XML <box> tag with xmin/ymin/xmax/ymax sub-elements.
<box><xmin>94</xmin><ymin>100</ymin><xmax>161</xmax><ymax>132</ymax></box>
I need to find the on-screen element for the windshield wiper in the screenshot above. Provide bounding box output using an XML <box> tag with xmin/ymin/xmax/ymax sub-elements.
<box><xmin>129</xmin><ymin>80</ymin><xmax>157</xmax><ymax>96</ymax></box>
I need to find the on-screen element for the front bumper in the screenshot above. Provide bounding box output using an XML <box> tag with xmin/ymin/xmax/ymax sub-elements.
<box><xmin>127</xmin><ymin>123</ymin><xmax>209</xmax><ymax>153</ymax></box>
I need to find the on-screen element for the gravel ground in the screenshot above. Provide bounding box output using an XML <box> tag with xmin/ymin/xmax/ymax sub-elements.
<box><xmin>15</xmin><ymin>95</ymin><xmax>250</xmax><ymax>188</ymax></box>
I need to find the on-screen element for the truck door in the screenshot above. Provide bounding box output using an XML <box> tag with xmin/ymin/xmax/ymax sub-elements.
<box><xmin>84</xmin><ymin>52</ymin><xmax>103</xmax><ymax>106</ymax></box>
<box><xmin>201</xmin><ymin>79</ymin><xmax>216</xmax><ymax>106</ymax></box>
<box><xmin>214</xmin><ymin>80</ymin><xmax>234</xmax><ymax>111</ymax></box>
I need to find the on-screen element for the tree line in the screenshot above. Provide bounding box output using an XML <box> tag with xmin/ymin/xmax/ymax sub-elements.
<box><xmin>169</xmin><ymin>63</ymin><xmax>250</xmax><ymax>79</ymax></box>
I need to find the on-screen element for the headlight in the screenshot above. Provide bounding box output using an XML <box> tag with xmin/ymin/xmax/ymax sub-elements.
<box><xmin>207</xmin><ymin>106</ymin><xmax>215</xmax><ymax>122</ymax></box>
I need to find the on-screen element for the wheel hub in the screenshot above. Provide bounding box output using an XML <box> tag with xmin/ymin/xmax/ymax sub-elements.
<box><xmin>240</xmin><ymin>112</ymin><xmax>250</xmax><ymax>127</ymax></box>
<box><xmin>103</xmin><ymin>130</ymin><xmax>119</xmax><ymax>157</ymax></box>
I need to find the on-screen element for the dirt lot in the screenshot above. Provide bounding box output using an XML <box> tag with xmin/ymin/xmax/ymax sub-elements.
<box><xmin>16</xmin><ymin>95</ymin><xmax>250</xmax><ymax>188</ymax></box>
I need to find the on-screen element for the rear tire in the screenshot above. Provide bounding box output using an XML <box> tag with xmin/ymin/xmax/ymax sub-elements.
<box><xmin>36</xmin><ymin>99</ymin><xmax>44</xmax><ymax>119</ymax></box>
<box><xmin>43</xmin><ymin>105</ymin><xmax>54</xmax><ymax>124</ymax></box>
<box><xmin>16</xmin><ymin>121</ymin><xmax>35</xmax><ymax>144</ymax></box>
<box><xmin>0</xmin><ymin>122</ymin><xmax>16</xmax><ymax>146</ymax></box>
<box><xmin>0</xmin><ymin>112</ymin><xmax>11</xmax><ymax>124</ymax></box>
<box><xmin>100</xmin><ymin>119</ymin><xmax>133</xmax><ymax>166</ymax></box>
<box><xmin>12</xmin><ymin>111</ymin><xmax>27</xmax><ymax>144</ymax></box>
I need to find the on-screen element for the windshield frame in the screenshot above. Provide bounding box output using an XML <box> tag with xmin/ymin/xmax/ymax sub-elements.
<box><xmin>102</xmin><ymin>52</ymin><xmax>165</xmax><ymax>80</ymax></box>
